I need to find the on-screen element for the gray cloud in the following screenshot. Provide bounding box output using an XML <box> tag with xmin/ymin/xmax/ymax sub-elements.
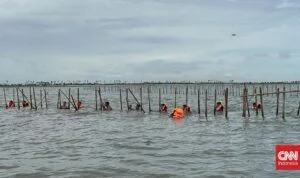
<box><xmin>1</xmin><ymin>0</ymin><xmax>300</xmax><ymax>83</ymax></box>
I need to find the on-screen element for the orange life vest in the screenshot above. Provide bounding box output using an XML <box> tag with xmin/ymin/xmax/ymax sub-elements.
<box><xmin>172</xmin><ymin>108</ymin><xmax>184</xmax><ymax>119</ymax></box>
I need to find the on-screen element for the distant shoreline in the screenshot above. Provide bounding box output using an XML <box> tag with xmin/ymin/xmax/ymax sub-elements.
<box><xmin>1</xmin><ymin>81</ymin><xmax>300</xmax><ymax>87</ymax></box>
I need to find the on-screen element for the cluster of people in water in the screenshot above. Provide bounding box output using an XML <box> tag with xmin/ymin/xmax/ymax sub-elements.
<box><xmin>59</xmin><ymin>100</ymin><xmax>112</xmax><ymax>111</ymax></box>
<box><xmin>3</xmin><ymin>99</ymin><xmax>262</xmax><ymax>118</ymax></box>
<box><xmin>4</xmin><ymin>100</ymin><xmax>30</xmax><ymax>108</ymax></box>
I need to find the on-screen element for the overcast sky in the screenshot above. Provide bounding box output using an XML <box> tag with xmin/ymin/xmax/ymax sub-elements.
<box><xmin>0</xmin><ymin>0</ymin><xmax>299</xmax><ymax>83</ymax></box>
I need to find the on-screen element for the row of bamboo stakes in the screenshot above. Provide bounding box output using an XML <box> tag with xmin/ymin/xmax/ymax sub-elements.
<box><xmin>56</xmin><ymin>84</ymin><xmax>300</xmax><ymax>97</ymax></box>
<box><xmin>1</xmin><ymin>85</ymin><xmax>300</xmax><ymax>120</ymax></box>
<box><xmin>2</xmin><ymin>87</ymin><xmax>48</xmax><ymax>110</ymax></box>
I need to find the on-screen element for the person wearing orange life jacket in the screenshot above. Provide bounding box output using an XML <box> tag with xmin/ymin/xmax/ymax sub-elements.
<box><xmin>7</xmin><ymin>100</ymin><xmax>15</xmax><ymax>108</ymax></box>
<box><xmin>215</xmin><ymin>102</ymin><xmax>224</xmax><ymax>112</ymax></box>
<box><xmin>182</xmin><ymin>104</ymin><xmax>191</xmax><ymax>113</ymax></box>
<box><xmin>159</xmin><ymin>103</ymin><xmax>168</xmax><ymax>112</ymax></box>
<box><xmin>22</xmin><ymin>100</ymin><xmax>29</xmax><ymax>108</ymax></box>
<box><xmin>60</xmin><ymin>101</ymin><xmax>69</xmax><ymax>109</ymax></box>
<box><xmin>170</xmin><ymin>107</ymin><xmax>184</xmax><ymax>119</ymax></box>
<box><xmin>252</xmin><ymin>102</ymin><xmax>261</xmax><ymax>111</ymax></box>
<box><xmin>102</xmin><ymin>101</ymin><xmax>112</xmax><ymax>111</ymax></box>
<box><xmin>76</xmin><ymin>101</ymin><xmax>84</xmax><ymax>109</ymax></box>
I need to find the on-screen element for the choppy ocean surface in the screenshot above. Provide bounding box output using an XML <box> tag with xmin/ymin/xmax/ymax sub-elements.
<box><xmin>1</xmin><ymin>85</ymin><xmax>300</xmax><ymax>178</ymax></box>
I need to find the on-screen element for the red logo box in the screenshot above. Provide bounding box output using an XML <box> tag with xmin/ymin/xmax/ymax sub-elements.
<box><xmin>276</xmin><ymin>144</ymin><xmax>300</xmax><ymax>170</ymax></box>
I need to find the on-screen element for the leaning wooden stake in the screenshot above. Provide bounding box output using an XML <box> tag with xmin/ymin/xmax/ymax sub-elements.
<box><xmin>22</xmin><ymin>89</ymin><xmax>25</xmax><ymax>102</ymax></box>
<box><xmin>282</xmin><ymin>86</ymin><xmax>286</xmax><ymax>120</ymax></box>
<box><xmin>71</xmin><ymin>95</ymin><xmax>78</xmax><ymax>111</ymax></box>
<box><xmin>128</xmin><ymin>88</ymin><xmax>145</xmax><ymax>113</ymax></box>
<box><xmin>259</xmin><ymin>87</ymin><xmax>264</xmax><ymax>119</ymax></box>
<box><xmin>59</xmin><ymin>89</ymin><xmax>76</xmax><ymax>110</ymax></box>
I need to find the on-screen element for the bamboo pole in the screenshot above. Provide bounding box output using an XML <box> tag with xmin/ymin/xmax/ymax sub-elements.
<box><xmin>276</xmin><ymin>88</ymin><xmax>279</xmax><ymax>116</ymax></box>
<box><xmin>140</xmin><ymin>87</ymin><xmax>143</xmax><ymax>110</ymax></box>
<box><xmin>44</xmin><ymin>89</ymin><xmax>48</xmax><ymax>109</ymax></box>
<box><xmin>197</xmin><ymin>88</ymin><xmax>200</xmax><ymax>115</ymax></box>
<box><xmin>68</xmin><ymin>88</ymin><xmax>71</xmax><ymax>109</ymax></box>
<box><xmin>40</xmin><ymin>89</ymin><xmax>43</xmax><ymax>108</ymax></box>
<box><xmin>148</xmin><ymin>86</ymin><xmax>151</xmax><ymax>112</ymax></box>
<box><xmin>120</xmin><ymin>88</ymin><xmax>123</xmax><ymax>111</ymax></box>
<box><xmin>174</xmin><ymin>88</ymin><xmax>177</xmax><ymax>108</ymax></box>
<box><xmin>98</xmin><ymin>88</ymin><xmax>103</xmax><ymax>111</ymax></box>
<box><xmin>259</xmin><ymin>87</ymin><xmax>264</xmax><ymax>119</ymax></box>
<box><xmin>297</xmin><ymin>102</ymin><xmax>300</xmax><ymax>116</ymax></box>
<box><xmin>17</xmin><ymin>88</ymin><xmax>20</xmax><ymax>110</ymax></box>
<box><xmin>13</xmin><ymin>88</ymin><xmax>15</xmax><ymax>102</ymax></box>
<box><xmin>126</xmin><ymin>88</ymin><xmax>129</xmax><ymax>111</ymax></box>
<box><xmin>77</xmin><ymin>88</ymin><xmax>80</xmax><ymax>102</ymax></box>
<box><xmin>225</xmin><ymin>88</ymin><xmax>228</xmax><ymax>119</ymax></box>
<box><xmin>22</xmin><ymin>89</ymin><xmax>25</xmax><ymax>102</ymax></box>
<box><xmin>246</xmin><ymin>88</ymin><xmax>250</xmax><ymax>117</ymax></box>
<box><xmin>57</xmin><ymin>89</ymin><xmax>61</xmax><ymax>109</ymax></box>
<box><xmin>29</xmin><ymin>87</ymin><xmax>33</xmax><ymax>109</ymax></box>
<box><xmin>255</xmin><ymin>88</ymin><xmax>258</xmax><ymax>116</ymax></box>
<box><xmin>95</xmin><ymin>88</ymin><xmax>98</xmax><ymax>110</ymax></box>
<box><xmin>185</xmin><ymin>87</ymin><xmax>188</xmax><ymax>105</ymax></box>
<box><xmin>205</xmin><ymin>89</ymin><xmax>208</xmax><ymax>118</ymax></box>
<box><xmin>33</xmin><ymin>87</ymin><xmax>37</xmax><ymax>110</ymax></box>
<box><xmin>282</xmin><ymin>86</ymin><xmax>286</xmax><ymax>120</ymax></box>
<box><xmin>3</xmin><ymin>88</ymin><xmax>7</xmax><ymax>108</ymax></box>
<box><xmin>242</xmin><ymin>88</ymin><xmax>246</xmax><ymax>117</ymax></box>
<box><xmin>214</xmin><ymin>89</ymin><xmax>217</xmax><ymax>116</ymax></box>
<box><xmin>159</xmin><ymin>88</ymin><xmax>161</xmax><ymax>112</ymax></box>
